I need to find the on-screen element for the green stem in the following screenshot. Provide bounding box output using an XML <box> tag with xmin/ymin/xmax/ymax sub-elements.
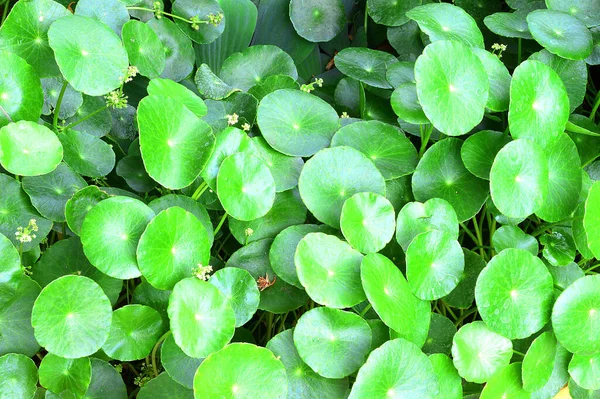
<box><xmin>0</xmin><ymin>104</ymin><xmax>13</xmax><ymax>123</ymax></box>
<box><xmin>151</xmin><ymin>331</ymin><xmax>171</xmax><ymax>378</ymax></box>
<box><xmin>126</xmin><ymin>6</ymin><xmax>209</xmax><ymax>24</ymax></box>
<box><xmin>191</xmin><ymin>181</ymin><xmax>208</xmax><ymax>200</ymax></box>
<box><xmin>513</xmin><ymin>350</ymin><xmax>525</xmax><ymax>357</ymax></box>
<box><xmin>473</xmin><ymin>216</ymin><xmax>485</xmax><ymax>259</ymax></box>
<box><xmin>419</xmin><ymin>124</ymin><xmax>433</xmax><ymax>157</ymax></box>
<box><xmin>444</xmin><ymin>303</ymin><xmax>458</xmax><ymax>320</ymax></box>
<box><xmin>63</xmin><ymin>105</ymin><xmax>108</xmax><ymax>131</ymax></box>
<box><xmin>104</xmin><ymin>135</ymin><xmax>127</xmax><ymax>156</ymax></box>
<box><xmin>53</xmin><ymin>80</ymin><xmax>68</xmax><ymax>131</ymax></box>
<box><xmin>454</xmin><ymin>308</ymin><xmax>478</xmax><ymax>327</ymax></box>
<box><xmin>213</xmin><ymin>213</ymin><xmax>228</xmax><ymax>235</ymax></box>
<box><xmin>590</xmin><ymin>93</ymin><xmax>600</xmax><ymax>121</ymax></box>
<box><xmin>363</xmin><ymin>6</ymin><xmax>368</xmax><ymax>37</ymax></box>
<box><xmin>459</xmin><ymin>222</ymin><xmax>479</xmax><ymax>245</ymax></box>
<box><xmin>585</xmin><ymin>263</ymin><xmax>600</xmax><ymax>274</ymax></box>
<box><xmin>359</xmin><ymin>303</ymin><xmax>372</xmax><ymax>317</ymax></box>
<box><xmin>1</xmin><ymin>1</ymin><xmax>9</xmax><ymax>25</ymax></box>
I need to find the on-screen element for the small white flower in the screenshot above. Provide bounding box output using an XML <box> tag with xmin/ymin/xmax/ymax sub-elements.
<box><xmin>242</xmin><ymin>123</ymin><xmax>251</xmax><ymax>132</ymax></box>
<box><xmin>226</xmin><ymin>113</ymin><xmax>239</xmax><ymax>125</ymax></box>
<box><xmin>245</xmin><ymin>228</ymin><xmax>254</xmax><ymax>236</ymax></box>
<box><xmin>15</xmin><ymin>219</ymin><xmax>38</xmax><ymax>243</ymax></box>
<box><xmin>340</xmin><ymin>112</ymin><xmax>350</xmax><ymax>119</ymax></box>
<box><xmin>192</xmin><ymin>264</ymin><xmax>213</xmax><ymax>281</ymax></box>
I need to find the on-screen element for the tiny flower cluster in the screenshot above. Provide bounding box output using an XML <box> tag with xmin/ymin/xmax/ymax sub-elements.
<box><xmin>207</xmin><ymin>12</ymin><xmax>224</xmax><ymax>27</ymax></box>
<box><xmin>491</xmin><ymin>43</ymin><xmax>508</xmax><ymax>58</ymax></box>
<box><xmin>226</xmin><ymin>113</ymin><xmax>239</xmax><ymax>126</ymax></box>
<box><xmin>105</xmin><ymin>90</ymin><xmax>128</xmax><ymax>109</ymax></box>
<box><xmin>192</xmin><ymin>264</ymin><xmax>213</xmax><ymax>281</ymax></box>
<box><xmin>123</xmin><ymin>66</ymin><xmax>138</xmax><ymax>83</ymax></box>
<box><xmin>300</xmin><ymin>78</ymin><xmax>324</xmax><ymax>93</ymax></box>
<box><xmin>152</xmin><ymin>1</ymin><xmax>163</xmax><ymax>18</ymax></box>
<box><xmin>15</xmin><ymin>219</ymin><xmax>38</xmax><ymax>243</ymax></box>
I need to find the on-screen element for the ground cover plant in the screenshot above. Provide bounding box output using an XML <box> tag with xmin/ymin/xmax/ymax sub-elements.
<box><xmin>0</xmin><ymin>0</ymin><xmax>599</xmax><ymax>397</ymax></box>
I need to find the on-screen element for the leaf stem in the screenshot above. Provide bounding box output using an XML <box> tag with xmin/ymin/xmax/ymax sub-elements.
<box><xmin>126</xmin><ymin>6</ymin><xmax>209</xmax><ymax>25</ymax></box>
<box><xmin>590</xmin><ymin>93</ymin><xmax>600</xmax><ymax>121</ymax></box>
<box><xmin>63</xmin><ymin>105</ymin><xmax>108</xmax><ymax>131</ymax></box>
<box><xmin>419</xmin><ymin>124</ymin><xmax>433</xmax><ymax>157</ymax></box>
<box><xmin>213</xmin><ymin>212</ymin><xmax>228</xmax><ymax>235</ymax></box>
<box><xmin>191</xmin><ymin>181</ymin><xmax>208</xmax><ymax>200</ymax></box>
<box><xmin>1</xmin><ymin>1</ymin><xmax>9</xmax><ymax>25</ymax></box>
<box><xmin>359</xmin><ymin>303</ymin><xmax>372</xmax><ymax>317</ymax></box>
<box><xmin>151</xmin><ymin>330</ymin><xmax>171</xmax><ymax>378</ymax></box>
<box><xmin>53</xmin><ymin>80</ymin><xmax>68</xmax><ymax>131</ymax></box>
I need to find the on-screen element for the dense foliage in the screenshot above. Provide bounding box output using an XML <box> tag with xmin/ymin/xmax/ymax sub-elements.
<box><xmin>0</xmin><ymin>0</ymin><xmax>599</xmax><ymax>397</ymax></box>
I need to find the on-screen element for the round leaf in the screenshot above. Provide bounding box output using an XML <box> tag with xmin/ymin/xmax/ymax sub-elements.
<box><xmin>48</xmin><ymin>15</ymin><xmax>129</xmax><ymax>96</ymax></box>
<box><xmin>361</xmin><ymin>253</ymin><xmax>431</xmax><ymax>347</ymax></box>
<box><xmin>334</xmin><ymin>48</ymin><xmax>400</xmax><ymax>89</ymax></box>
<box><xmin>460</xmin><ymin>130</ymin><xmax>511</xmax><ymax>180</ymax></box>
<box><xmin>39</xmin><ymin>354</ymin><xmax>91</xmax><ymax>398</ymax></box>
<box><xmin>348</xmin><ymin>338</ymin><xmax>439</xmax><ymax>399</ymax></box>
<box><xmin>172</xmin><ymin>0</ymin><xmax>225</xmax><ymax>45</ymax></box>
<box><xmin>475</xmin><ymin>248</ymin><xmax>554</xmax><ymax>339</ymax></box>
<box><xmin>584</xmin><ymin>181</ymin><xmax>600</xmax><ymax>259</ymax></box>
<box><xmin>31</xmin><ymin>275</ymin><xmax>112</xmax><ymax>358</ymax></box>
<box><xmin>492</xmin><ymin>225</ymin><xmax>538</xmax><ymax>255</ymax></box>
<box><xmin>367</xmin><ymin>0</ymin><xmax>420</xmax><ymax>27</ymax></box>
<box><xmin>59</xmin><ymin>129</ymin><xmax>115</xmax><ymax>178</ymax></box>
<box><xmin>65</xmin><ymin>186</ymin><xmax>110</xmax><ymax>235</ymax></box>
<box><xmin>480</xmin><ymin>362</ymin><xmax>530</xmax><ymax>399</ymax></box>
<box><xmin>209</xmin><ymin>267</ymin><xmax>260</xmax><ymax>327</ymax></box>
<box><xmin>569</xmin><ymin>352</ymin><xmax>600</xmax><ymax>390</ymax></box>
<box><xmin>147</xmin><ymin>78</ymin><xmax>208</xmax><ymax>118</ymax></box>
<box><xmin>415</xmin><ymin>40</ymin><xmax>489</xmax><ymax>136</ymax></box>
<box><xmin>289</xmin><ymin>0</ymin><xmax>346</xmax><ymax>43</ymax></box>
<box><xmin>451</xmin><ymin>321</ymin><xmax>513</xmax><ymax>383</ymax></box>
<box><xmin>0</xmin><ymin>353</ymin><xmax>38</xmax><ymax>399</ymax></box>
<box><xmin>147</xmin><ymin>17</ymin><xmax>195</xmax><ymax>82</ymax></box>
<box><xmin>0</xmin><ymin>121</ymin><xmax>62</xmax><ymax>176</ymax></box>
<box><xmin>406</xmin><ymin>230</ymin><xmax>464</xmax><ymax>300</ymax></box>
<box><xmin>217</xmin><ymin>152</ymin><xmax>276</xmax><ymax>221</ymax></box>
<box><xmin>522</xmin><ymin>331</ymin><xmax>557</xmax><ymax>392</ymax></box>
<box><xmin>84</xmin><ymin>358</ymin><xmax>127</xmax><ymax>399</ymax></box>
<box><xmin>257</xmin><ymin>89</ymin><xmax>339</xmax><ymax>157</ymax></box>
<box><xmin>293</xmin><ymin>307</ymin><xmax>372</xmax><ymax>378</ymax></box>
<box><xmin>295</xmin><ymin>232</ymin><xmax>366</xmax><ymax>308</ymax></box>
<box><xmin>490</xmin><ymin>139</ymin><xmax>549</xmax><ymax>219</ymax></box>
<box><xmin>527</xmin><ymin>10</ymin><xmax>593</xmax><ymax>60</ymax></box>
<box><xmin>122</xmin><ymin>20</ymin><xmax>166</xmax><ymax>79</ymax></box>
<box><xmin>193</xmin><ymin>343</ymin><xmax>287</xmax><ymax>399</ymax></box>
<box><xmin>429</xmin><ymin>353</ymin><xmax>462</xmax><ymax>399</ymax></box>
<box><xmin>161</xmin><ymin>334</ymin><xmax>202</xmax><ymax>389</ymax></box>
<box><xmin>102</xmin><ymin>305</ymin><xmax>164</xmax><ymax>361</ymax></box>
<box><xmin>391</xmin><ymin>82</ymin><xmax>429</xmax><ymax>125</ymax></box>
<box><xmin>167</xmin><ymin>277</ymin><xmax>235</xmax><ymax>358</ymax></box>
<box><xmin>80</xmin><ymin>196</ymin><xmax>155</xmax><ymax>279</ymax></box>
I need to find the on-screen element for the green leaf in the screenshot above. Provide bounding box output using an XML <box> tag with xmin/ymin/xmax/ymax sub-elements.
<box><xmin>289</xmin><ymin>0</ymin><xmax>346</xmax><ymax>43</ymax></box>
<box><xmin>527</xmin><ymin>10</ymin><xmax>593</xmax><ymax>60</ymax></box>
<box><xmin>227</xmin><ymin>238</ymin><xmax>308</xmax><ymax>313</ymax></box>
<box><xmin>391</xmin><ymin>83</ymin><xmax>429</xmax><ymax>125</ymax></box>
<box><xmin>59</xmin><ymin>129</ymin><xmax>115</xmax><ymax>178</ymax></box>
<box><xmin>30</xmin><ymin>237</ymin><xmax>122</xmax><ymax>306</ymax></box>
<box><xmin>41</xmin><ymin>77</ymin><xmax>83</xmax><ymax>120</ymax></box>
<box><xmin>295</xmin><ymin>232</ymin><xmax>366</xmax><ymax>308</ymax></box>
<box><xmin>220</xmin><ymin>45</ymin><xmax>298</xmax><ymax>91</ymax></box>
<box><xmin>161</xmin><ymin>334</ymin><xmax>202</xmax><ymax>389</ymax></box>
<box><xmin>484</xmin><ymin>11</ymin><xmax>533</xmax><ymax>39</ymax></box>
<box><xmin>0</xmin><ymin>0</ymin><xmax>70</xmax><ymax>77</ymax></box>
<box><xmin>138</xmin><ymin>95</ymin><xmax>215</xmax><ymax>189</ymax></box>
<box><xmin>584</xmin><ymin>181</ymin><xmax>600</xmax><ymax>259</ymax></box>
<box><xmin>193</xmin><ymin>343</ymin><xmax>287</xmax><ymax>398</ymax></box>
<box><xmin>267</xmin><ymin>328</ymin><xmax>348</xmax><ymax>399</ymax></box>
<box><xmin>65</xmin><ymin>186</ymin><xmax>110</xmax><ymax>236</ymax></box>
<box><xmin>251</xmin><ymin>136</ymin><xmax>304</xmax><ymax>192</ymax></box>
<box><xmin>473</xmin><ymin>48</ymin><xmax>511</xmax><ymax>112</ymax></box>
<box><xmin>217</xmin><ymin>152</ymin><xmax>276</xmax><ymax>221</ymax></box>
<box><xmin>22</xmin><ymin>163</ymin><xmax>86</xmax><ymax>222</ymax></box>
<box><xmin>84</xmin><ymin>358</ymin><xmax>127</xmax><ymax>399</ymax></box>
<box><xmin>48</xmin><ymin>15</ymin><xmax>129</xmax><ymax>96</ymax></box>
<box><xmin>406</xmin><ymin>230</ymin><xmax>464</xmax><ymax>300</ymax></box>
<box><xmin>293</xmin><ymin>307</ymin><xmax>371</xmax><ymax>378</ymax></box>
<box><xmin>569</xmin><ymin>352</ymin><xmax>600</xmax><ymax>390</ymax></box>
<box><xmin>451</xmin><ymin>321</ymin><xmax>513</xmax><ymax>383</ymax></box>
<box><xmin>270</xmin><ymin>224</ymin><xmax>333</xmax><ymax>288</ymax></box>
<box><xmin>257</xmin><ymin>89</ymin><xmax>339</xmax><ymax>157</ymax></box>
<box><xmin>331</xmin><ymin>120</ymin><xmax>418</xmax><ymax>180</ymax></box>
<box><xmin>147</xmin><ymin>78</ymin><xmax>208</xmax><ymax>118</ymax></box>
<box><xmin>552</xmin><ymin>275</ymin><xmax>600</xmax><ymax>355</ymax></box>
<box><xmin>367</xmin><ymin>0</ymin><xmax>421</xmax><ymax>27</ymax></box>
<box><xmin>167</xmin><ymin>277</ymin><xmax>235</xmax><ymax>358</ymax></box>
<box><xmin>461</xmin><ymin>130</ymin><xmax>511</xmax><ymax>180</ymax></box>
<box><xmin>348</xmin><ymin>338</ymin><xmax>439</xmax><ymax>399</ymax></box>
<box><xmin>0</xmin><ymin>353</ymin><xmax>38</xmax><ymax>399</ymax></box>
<box><xmin>480</xmin><ymin>362</ymin><xmax>530</xmax><ymax>399</ymax></box>
<box><xmin>75</xmin><ymin>0</ymin><xmax>129</xmax><ymax>37</ymax></box>
<box><xmin>492</xmin><ymin>225</ymin><xmax>539</xmax><ymax>255</ymax></box>
<box><xmin>490</xmin><ymin>139</ymin><xmax>549</xmax><ymax>219</ymax></box>
<box><xmin>138</xmin><ymin>373</ymin><xmax>193</xmax><ymax>399</ymax></box>
<box><xmin>546</xmin><ymin>0</ymin><xmax>600</xmax><ymax>27</ymax></box>
<box><xmin>340</xmin><ymin>192</ymin><xmax>395</xmax><ymax>254</ymax></box>
<box><xmin>509</xmin><ymin>60</ymin><xmax>570</xmax><ymax>147</ymax></box>
<box><xmin>0</xmin><ymin>233</ymin><xmax>20</xmax><ymax>283</ymax></box>
<box><xmin>415</xmin><ymin>40</ymin><xmax>488</xmax><ymax>136</ymax></box>
<box><xmin>172</xmin><ymin>0</ymin><xmax>225</xmax><ymax>44</ymax></box>
<box><xmin>147</xmin><ymin>17</ymin><xmax>195</xmax><ymax>82</ymax></box>
<box><xmin>522</xmin><ymin>331</ymin><xmax>557</xmax><ymax>392</ymax></box>
<box><xmin>64</xmin><ymin>95</ymin><xmax>112</xmax><ymax>138</ymax></box>
<box><xmin>361</xmin><ymin>253</ymin><xmax>431</xmax><ymax>347</ymax></box>
<box><xmin>334</xmin><ymin>48</ymin><xmax>399</xmax><ymax>89</ymax></box>
<box><xmin>407</xmin><ymin>3</ymin><xmax>484</xmax><ymax>48</ymax></box>
<box><xmin>102</xmin><ymin>305</ymin><xmax>164</xmax><ymax>361</ymax></box>
<box><xmin>413</xmin><ymin>138</ymin><xmax>489</xmax><ymax>222</ymax></box>
<box><xmin>475</xmin><ymin>248</ymin><xmax>554</xmax><ymax>339</ymax></box>
<box><xmin>298</xmin><ymin>146</ymin><xmax>386</xmax><ymax>228</ymax></box>
<box><xmin>0</xmin><ymin>275</ymin><xmax>41</xmax><ymax>357</ymax></box>
<box><xmin>540</xmin><ymin>229</ymin><xmax>577</xmax><ymax>267</ymax></box>
<box><xmin>0</xmin><ymin>174</ymin><xmax>53</xmax><ymax>252</ymax></box>
<box><xmin>80</xmin><ymin>196</ymin><xmax>155</xmax><ymax>279</ymax></box>
<box><xmin>31</xmin><ymin>275</ymin><xmax>112</xmax><ymax>358</ymax></box>
<box><xmin>209</xmin><ymin>267</ymin><xmax>260</xmax><ymax>327</ymax></box>
<box><xmin>395</xmin><ymin>198</ymin><xmax>459</xmax><ymax>251</ymax></box>
<box><xmin>422</xmin><ymin>313</ymin><xmax>457</xmax><ymax>355</ymax></box>
<box><xmin>0</xmin><ymin>121</ymin><xmax>62</xmax><ymax>177</ymax></box>
<box><xmin>194</xmin><ymin>63</ymin><xmax>241</xmax><ymax>100</ymax></box>
<box><xmin>39</xmin><ymin>354</ymin><xmax>91</xmax><ymax>398</ymax></box>
<box><xmin>137</xmin><ymin>207</ymin><xmax>211</xmax><ymax>290</ymax></box>
<box><xmin>429</xmin><ymin>353</ymin><xmax>462</xmax><ymax>399</ymax></box>
<box><xmin>122</xmin><ymin>20</ymin><xmax>166</xmax><ymax>79</ymax></box>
